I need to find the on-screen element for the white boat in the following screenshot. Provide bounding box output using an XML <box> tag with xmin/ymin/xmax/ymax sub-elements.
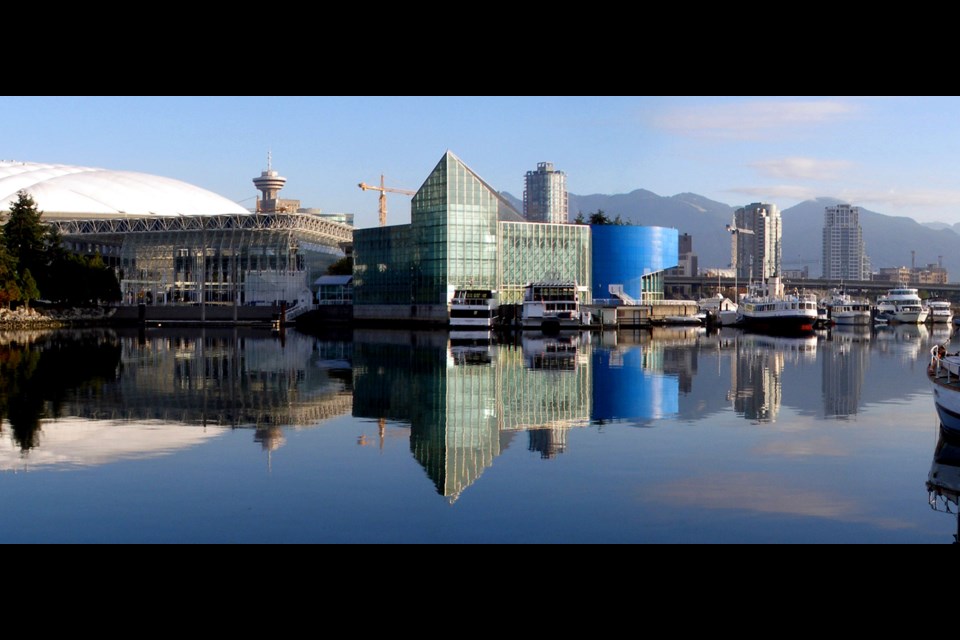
<box><xmin>521</xmin><ymin>281</ymin><xmax>582</xmax><ymax>331</ymax></box>
<box><xmin>736</xmin><ymin>276</ymin><xmax>818</xmax><ymax>333</ymax></box>
<box><xmin>662</xmin><ymin>314</ymin><xmax>702</xmax><ymax>326</ymax></box>
<box><xmin>927</xmin><ymin>299</ymin><xmax>954</xmax><ymax>324</ymax></box>
<box><xmin>697</xmin><ymin>293</ymin><xmax>739</xmax><ymax>326</ymax></box>
<box><xmin>929</xmin><ymin>346</ymin><xmax>960</xmax><ymax>435</ymax></box>
<box><xmin>449</xmin><ymin>288</ymin><xmax>498</xmax><ymax>329</ymax></box>
<box><xmin>875</xmin><ymin>286</ymin><xmax>928</xmax><ymax>324</ymax></box>
<box><xmin>823</xmin><ymin>290</ymin><xmax>872</xmax><ymax>325</ymax></box>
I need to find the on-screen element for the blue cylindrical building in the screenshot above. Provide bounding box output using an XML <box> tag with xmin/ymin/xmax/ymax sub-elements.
<box><xmin>590</xmin><ymin>225</ymin><xmax>679</xmax><ymax>302</ymax></box>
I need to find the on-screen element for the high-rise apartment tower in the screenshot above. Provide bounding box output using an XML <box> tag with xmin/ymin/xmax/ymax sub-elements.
<box><xmin>822</xmin><ymin>203</ymin><xmax>867</xmax><ymax>281</ymax></box>
<box><xmin>523</xmin><ymin>162</ymin><xmax>568</xmax><ymax>224</ymax></box>
<box><xmin>732</xmin><ymin>202</ymin><xmax>782</xmax><ymax>281</ymax></box>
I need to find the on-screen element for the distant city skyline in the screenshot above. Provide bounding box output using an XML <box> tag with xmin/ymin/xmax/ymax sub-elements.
<box><xmin>5</xmin><ymin>96</ymin><xmax>960</xmax><ymax>229</ymax></box>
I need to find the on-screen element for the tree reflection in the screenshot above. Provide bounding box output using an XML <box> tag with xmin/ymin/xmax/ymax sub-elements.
<box><xmin>0</xmin><ymin>331</ymin><xmax>121</xmax><ymax>450</ymax></box>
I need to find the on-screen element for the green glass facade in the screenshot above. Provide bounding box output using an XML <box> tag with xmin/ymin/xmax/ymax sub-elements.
<box><xmin>497</xmin><ymin>222</ymin><xmax>591</xmax><ymax>305</ymax></box>
<box><xmin>352</xmin><ymin>225</ymin><xmax>412</xmax><ymax>305</ymax></box>
<box><xmin>353</xmin><ymin>151</ymin><xmax>591</xmax><ymax>321</ymax></box>
<box><xmin>411</xmin><ymin>153</ymin><xmax>500</xmax><ymax>304</ymax></box>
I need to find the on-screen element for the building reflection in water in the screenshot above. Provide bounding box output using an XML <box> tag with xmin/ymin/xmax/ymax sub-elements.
<box><xmin>0</xmin><ymin>327</ymin><xmax>353</xmax><ymax>467</ymax></box>
<box><xmin>730</xmin><ymin>331</ymin><xmax>817</xmax><ymax>423</ymax></box>
<box><xmin>352</xmin><ymin>329</ymin><xmax>591</xmax><ymax>503</ymax></box>
<box><xmin>926</xmin><ymin>424</ymin><xmax>960</xmax><ymax>544</ymax></box>
<box><xmin>590</xmin><ymin>329</ymin><xmax>685</xmax><ymax>425</ymax></box>
<box><xmin>822</xmin><ymin>325</ymin><xmax>870</xmax><ymax>418</ymax></box>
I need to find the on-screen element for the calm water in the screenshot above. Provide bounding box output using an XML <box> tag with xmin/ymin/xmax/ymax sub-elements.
<box><xmin>0</xmin><ymin>322</ymin><xmax>956</xmax><ymax>544</ymax></box>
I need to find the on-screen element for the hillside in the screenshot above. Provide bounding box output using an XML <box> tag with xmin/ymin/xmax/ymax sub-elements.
<box><xmin>500</xmin><ymin>190</ymin><xmax>960</xmax><ymax>280</ymax></box>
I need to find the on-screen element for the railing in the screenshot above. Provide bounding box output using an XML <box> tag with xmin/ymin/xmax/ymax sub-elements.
<box><xmin>284</xmin><ymin>303</ymin><xmax>316</xmax><ymax>322</ymax></box>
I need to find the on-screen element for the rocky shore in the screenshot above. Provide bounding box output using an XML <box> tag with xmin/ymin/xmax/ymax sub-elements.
<box><xmin>0</xmin><ymin>307</ymin><xmax>116</xmax><ymax>329</ymax></box>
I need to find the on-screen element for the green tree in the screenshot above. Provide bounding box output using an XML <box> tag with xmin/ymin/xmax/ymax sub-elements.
<box><xmin>0</xmin><ymin>242</ymin><xmax>18</xmax><ymax>309</ymax></box>
<box><xmin>18</xmin><ymin>269</ymin><xmax>39</xmax><ymax>311</ymax></box>
<box><xmin>327</xmin><ymin>256</ymin><xmax>353</xmax><ymax>275</ymax></box>
<box><xmin>4</xmin><ymin>191</ymin><xmax>46</xmax><ymax>275</ymax></box>
<box><xmin>88</xmin><ymin>253</ymin><xmax>120</xmax><ymax>304</ymax></box>
<box><xmin>574</xmin><ymin>211</ymin><xmax>586</xmax><ymax>225</ymax></box>
<box><xmin>0</xmin><ymin>278</ymin><xmax>20</xmax><ymax>310</ymax></box>
<box><xmin>588</xmin><ymin>209</ymin><xmax>610</xmax><ymax>225</ymax></box>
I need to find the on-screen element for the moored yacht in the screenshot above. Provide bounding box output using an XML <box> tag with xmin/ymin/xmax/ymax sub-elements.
<box><xmin>449</xmin><ymin>288</ymin><xmax>498</xmax><ymax>329</ymax></box>
<box><xmin>697</xmin><ymin>293</ymin><xmax>739</xmax><ymax>326</ymax></box>
<box><xmin>823</xmin><ymin>289</ymin><xmax>872</xmax><ymax>325</ymax></box>
<box><xmin>875</xmin><ymin>286</ymin><xmax>928</xmax><ymax>324</ymax></box>
<box><xmin>927</xmin><ymin>299</ymin><xmax>954</xmax><ymax>324</ymax></box>
<box><xmin>521</xmin><ymin>280</ymin><xmax>583</xmax><ymax>331</ymax></box>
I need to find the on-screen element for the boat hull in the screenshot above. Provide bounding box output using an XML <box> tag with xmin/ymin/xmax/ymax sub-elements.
<box><xmin>931</xmin><ymin>355</ymin><xmax>960</xmax><ymax>434</ymax></box>
<box><xmin>832</xmin><ymin>312</ymin><xmax>871</xmax><ymax>325</ymax></box>
<box><xmin>738</xmin><ymin>313</ymin><xmax>817</xmax><ymax>333</ymax></box>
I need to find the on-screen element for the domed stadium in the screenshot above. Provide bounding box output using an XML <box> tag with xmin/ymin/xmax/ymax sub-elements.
<box><xmin>0</xmin><ymin>160</ymin><xmax>353</xmax><ymax>316</ymax></box>
<box><xmin>0</xmin><ymin>160</ymin><xmax>250</xmax><ymax>217</ymax></box>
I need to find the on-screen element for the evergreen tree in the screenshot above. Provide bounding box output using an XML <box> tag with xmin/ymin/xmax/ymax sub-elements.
<box><xmin>574</xmin><ymin>211</ymin><xmax>586</xmax><ymax>225</ymax></box>
<box><xmin>18</xmin><ymin>269</ymin><xmax>39</xmax><ymax>311</ymax></box>
<box><xmin>4</xmin><ymin>191</ymin><xmax>45</xmax><ymax>275</ymax></box>
<box><xmin>588</xmin><ymin>209</ymin><xmax>610</xmax><ymax>225</ymax></box>
<box><xmin>0</xmin><ymin>242</ymin><xmax>18</xmax><ymax>309</ymax></box>
<box><xmin>327</xmin><ymin>256</ymin><xmax>353</xmax><ymax>275</ymax></box>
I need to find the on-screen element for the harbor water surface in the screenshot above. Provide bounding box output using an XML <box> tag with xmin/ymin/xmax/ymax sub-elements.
<box><xmin>0</xmin><ymin>322</ymin><xmax>954</xmax><ymax>543</ymax></box>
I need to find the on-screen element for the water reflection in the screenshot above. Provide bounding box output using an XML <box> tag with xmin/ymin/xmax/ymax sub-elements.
<box><xmin>352</xmin><ymin>329</ymin><xmax>592</xmax><ymax>502</ymax></box>
<box><xmin>0</xmin><ymin>323</ymin><xmax>949</xmax><ymax>507</ymax></box>
<box><xmin>0</xmin><ymin>329</ymin><xmax>121</xmax><ymax>451</ymax></box>
<box><xmin>822</xmin><ymin>325</ymin><xmax>870</xmax><ymax>418</ymax></box>
<box><xmin>0</xmin><ymin>327</ymin><xmax>352</xmax><ymax>464</ymax></box>
<box><xmin>926</xmin><ymin>424</ymin><xmax>960</xmax><ymax>543</ymax></box>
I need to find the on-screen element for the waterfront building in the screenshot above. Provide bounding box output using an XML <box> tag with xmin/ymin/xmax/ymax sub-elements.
<box><xmin>591</xmin><ymin>224</ymin><xmax>679</xmax><ymax>303</ymax></box>
<box><xmin>0</xmin><ymin>160</ymin><xmax>352</xmax><ymax>308</ymax></box>
<box><xmin>733</xmin><ymin>202</ymin><xmax>781</xmax><ymax>281</ymax></box>
<box><xmin>822</xmin><ymin>204</ymin><xmax>868</xmax><ymax>281</ymax></box>
<box><xmin>353</xmin><ymin>151</ymin><xmax>591</xmax><ymax>322</ymax></box>
<box><xmin>523</xmin><ymin>161</ymin><xmax>568</xmax><ymax>224</ymax></box>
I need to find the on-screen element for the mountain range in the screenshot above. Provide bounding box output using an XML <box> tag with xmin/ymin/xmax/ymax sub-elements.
<box><xmin>500</xmin><ymin>190</ymin><xmax>960</xmax><ymax>280</ymax></box>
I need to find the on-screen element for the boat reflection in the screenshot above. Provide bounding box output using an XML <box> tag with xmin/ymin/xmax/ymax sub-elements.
<box><xmin>926</xmin><ymin>424</ymin><xmax>960</xmax><ymax>543</ymax></box>
<box><xmin>874</xmin><ymin>322</ymin><xmax>930</xmax><ymax>360</ymax></box>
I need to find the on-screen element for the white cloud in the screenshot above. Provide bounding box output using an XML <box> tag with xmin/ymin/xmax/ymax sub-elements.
<box><xmin>638</xmin><ymin>472</ymin><xmax>913</xmax><ymax>529</ymax></box>
<box><xmin>751</xmin><ymin>157</ymin><xmax>856</xmax><ymax>181</ymax></box>
<box><xmin>840</xmin><ymin>187</ymin><xmax>960</xmax><ymax>212</ymax></box>
<box><xmin>654</xmin><ymin>99</ymin><xmax>859</xmax><ymax>140</ymax></box>
<box><xmin>726</xmin><ymin>184</ymin><xmax>819</xmax><ymax>201</ymax></box>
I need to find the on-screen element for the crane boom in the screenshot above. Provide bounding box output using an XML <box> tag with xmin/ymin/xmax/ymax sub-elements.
<box><xmin>358</xmin><ymin>174</ymin><xmax>416</xmax><ymax>226</ymax></box>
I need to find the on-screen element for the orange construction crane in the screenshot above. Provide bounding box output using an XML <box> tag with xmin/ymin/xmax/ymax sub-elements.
<box><xmin>358</xmin><ymin>174</ymin><xmax>415</xmax><ymax>227</ymax></box>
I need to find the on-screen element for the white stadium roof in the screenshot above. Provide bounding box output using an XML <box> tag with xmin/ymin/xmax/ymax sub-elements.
<box><xmin>0</xmin><ymin>160</ymin><xmax>249</xmax><ymax>217</ymax></box>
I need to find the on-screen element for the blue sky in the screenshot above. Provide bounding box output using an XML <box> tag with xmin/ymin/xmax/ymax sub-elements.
<box><xmin>3</xmin><ymin>96</ymin><xmax>960</xmax><ymax>229</ymax></box>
